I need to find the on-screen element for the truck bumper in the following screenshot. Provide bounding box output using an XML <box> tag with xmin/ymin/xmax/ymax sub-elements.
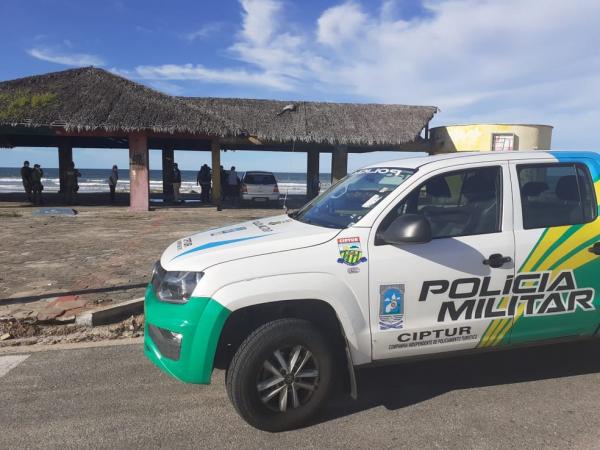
<box><xmin>143</xmin><ymin>285</ymin><xmax>230</xmax><ymax>384</ymax></box>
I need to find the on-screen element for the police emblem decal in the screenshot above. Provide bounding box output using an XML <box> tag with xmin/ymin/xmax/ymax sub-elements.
<box><xmin>337</xmin><ymin>237</ymin><xmax>367</xmax><ymax>266</ymax></box>
<box><xmin>379</xmin><ymin>284</ymin><xmax>405</xmax><ymax>330</ymax></box>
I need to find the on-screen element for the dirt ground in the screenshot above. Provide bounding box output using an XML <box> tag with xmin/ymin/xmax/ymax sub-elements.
<box><xmin>0</xmin><ymin>193</ymin><xmax>296</xmax><ymax>344</ymax></box>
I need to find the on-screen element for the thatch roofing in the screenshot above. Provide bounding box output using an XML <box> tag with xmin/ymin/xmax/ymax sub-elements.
<box><xmin>0</xmin><ymin>67</ymin><xmax>437</xmax><ymax>148</ymax></box>
<box><xmin>0</xmin><ymin>67</ymin><xmax>234</xmax><ymax>135</ymax></box>
<box><xmin>184</xmin><ymin>97</ymin><xmax>437</xmax><ymax>147</ymax></box>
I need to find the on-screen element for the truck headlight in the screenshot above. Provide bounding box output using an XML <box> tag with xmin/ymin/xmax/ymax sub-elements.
<box><xmin>151</xmin><ymin>262</ymin><xmax>203</xmax><ymax>304</ymax></box>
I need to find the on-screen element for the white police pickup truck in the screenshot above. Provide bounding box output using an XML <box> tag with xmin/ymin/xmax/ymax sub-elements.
<box><xmin>144</xmin><ymin>151</ymin><xmax>600</xmax><ymax>431</ymax></box>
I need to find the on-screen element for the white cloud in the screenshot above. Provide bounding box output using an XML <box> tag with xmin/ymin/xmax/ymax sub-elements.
<box><xmin>147</xmin><ymin>80</ymin><xmax>186</xmax><ymax>96</ymax></box>
<box><xmin>225</xmin><ymin>0</ymin><xmax>600</xmax><ymax>148</ymax></box>
<box><xmin>379</xmin><ymin>0</ymin><xmax>400</xmax><ymax>21</ymax></box>
<box><xmin>228</xmin><ymin>0</ymin><xmax>307</xmax><ymax>82</ymax></box>
<box><xmin>122</xmin><ymin>0</ymin><xmax>600</xmax><ymax>148</ymax></box>
<box><xmin>239</xmin><ymin>0</ymin><xmax>282</xmax><ymax>46</ymax></box>
<box><xmin>135</xmin><ymin>63</ymin><xmax>293</xmax><ymax>91</ymax></box>
<box><xmin>317</xmin><ymin>2</ymin><xmax>368</xmax><ymax>46</ymax></box>
<box><xmin>108</xmin><ymin>67</ymin><xmax>134</xmax><ymax>78</ymax></box>
<box><xmin>132</xmin><ymin>0</ymin><xmax>302</xmax><ymax>91</ymax></box>
<box><xmin>181</xmin><ymin>23</ymin><xmax>223</xmax><ymax>42</ymax></box>
<box><xmin>27</xmin><ymin>47</ymin><xmax>105</xmax><ymax>66</ymax></box>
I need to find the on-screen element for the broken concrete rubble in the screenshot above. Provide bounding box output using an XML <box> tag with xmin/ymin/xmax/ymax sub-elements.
<box><xmin>0</xmin><ymin>314</ymin><xmax>144</xmax><ymax>347</ymax></box>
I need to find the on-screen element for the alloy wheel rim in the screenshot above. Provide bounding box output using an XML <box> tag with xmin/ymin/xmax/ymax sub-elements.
<box><xmin>256</xmin><ymin>345</ymin><xmax>320</xmax><ymax>412</ymax></box>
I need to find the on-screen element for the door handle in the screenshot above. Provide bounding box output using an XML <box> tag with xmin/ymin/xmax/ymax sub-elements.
<box><xmin>483</xmin><ymin>253</ymin><xmax>512</xmax><ymax>268</ymax></box>
<box><xmin>589</xmin><ymin>243</ymin><xmax>600</xmax><ymax>256</ymax></box>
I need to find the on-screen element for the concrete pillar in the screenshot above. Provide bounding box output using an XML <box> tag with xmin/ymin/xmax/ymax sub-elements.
<box><xmin>306</xmin><ymin>150</ymin><xmax>320</xmax><ymax>199</ymax></box>
<box><xmin>58</xmin><ymin>140</ymin><xmax>72</xmax><ymax>193</ymax></box>
<box><xmin>128</xmin><ymin>133</ymin><xmax>149</xmax><ymax>212</ymax></box>
<box><xmin>210</xmin><ymin>139</ymin><xmax>222</xmax><ymax>210</ymax></box>
<box><xmin>162</xmin><ymin>147</ymin><xmax>174</xmax><ymax>202</ymax></box>
<box><xmin>331</xmin><ymin>145</ymin><xmax>348</xmax><ymax>184</ymax></box>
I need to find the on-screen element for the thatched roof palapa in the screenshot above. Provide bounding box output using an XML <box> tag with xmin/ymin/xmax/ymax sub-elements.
<box><xmin>184</xmin><ymin>97</ymin><xmax>437</xmax><ymax>147</ymax></box>
<box><xmin>0</xmin><ymin>67</ymin><xmax>438</xmax><ymax>150</ymax></box>
<box><xmin>0</xmin><ymin>67</ymin><xmax>235</xmax><ymax>136</ymax></box>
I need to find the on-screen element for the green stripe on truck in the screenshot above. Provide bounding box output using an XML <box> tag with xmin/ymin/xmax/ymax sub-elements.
<box><xmin>144</xmin><ymin>285</ymin><xmax>230</xmax><ymax>384</ymax></box>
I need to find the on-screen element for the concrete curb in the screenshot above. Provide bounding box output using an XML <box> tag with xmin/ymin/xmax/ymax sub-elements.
<box><xmin>75</xmin><ymin>297</ymin><xmax>144</xmax><ymax>326</ymax></box>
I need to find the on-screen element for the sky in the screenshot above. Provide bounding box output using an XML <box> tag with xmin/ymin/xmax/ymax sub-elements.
<box><xmin>1</xmin><ymin>0</ymin><xmax>599</xmax><ymax>171</ymax></box>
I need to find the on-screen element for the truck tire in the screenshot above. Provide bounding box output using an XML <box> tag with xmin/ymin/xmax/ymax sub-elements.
<box><xmin>226</xmin><ymin>318</ymin><xmax>334</xmax><ymax>431</ymax></box>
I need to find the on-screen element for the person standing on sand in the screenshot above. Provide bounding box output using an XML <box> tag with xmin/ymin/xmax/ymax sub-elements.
<box><xmin>227</xmin><ymin>166</ymin><xmax>240</xmax><ymax>204</ymax></box>
<box><xmin>108</xmin><ymin>165</ymin><xmax>119</xmax><ymax>204</ymax></box>
<box><xmin>65</xmin><ymin>161</ymin><xmax>81</xmax><ymax>205</ymax></box>
<box><xmin>172</xmin><ymin>163</ymin><xmax>182</xmax><ymax>203</ymax></box>
<box><xmin>20</xmin><ymin>160</ymin><xmax>33</xmax><ymax>202</ymax></box>
<box><xmin>197</xmin><ymin>164</ymin><xmax>211</xmax><ymax>203</ymax></box>
<box><xmin>30</xmin><ymin>164</ymin><xmax>44</xmax><ymax>205</ymax></box>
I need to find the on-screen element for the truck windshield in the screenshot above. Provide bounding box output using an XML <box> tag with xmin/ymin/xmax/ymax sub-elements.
<box><xmin>292</xmin><ymin>167</ymin><xmax>415</xmax><ymax>229</ymax></box>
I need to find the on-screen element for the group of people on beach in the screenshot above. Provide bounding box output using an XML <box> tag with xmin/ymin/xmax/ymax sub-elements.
<box><xmin>196</xmin><ymin>164</ymin><xmax>212</xmax><ymax>203</ymax></box>
<box><xmin>204</xmin><ymin>164</ymin><xmax>241</xmax><ymax>203</ymax></box>
<box><xmin>20</xmin><ymin>159</ymin><xmax>244</xmax><ymax>206</ymax></box>
<box><xmin>20</xmin><ymin>161</ymin><xmax>44</xmax><ymax>205</ymax></box>
<box><xmin>168</xmin><ymin>162</ymin><xmax>240</xmax><ymax>205</ymax></box>
<box><xmin>20</xmin><ymin>159</ymin><xmax>83</xmax><ymax>205</ymax></box>
<box><xmin>196</xmin><ymin>164</ymin><xmax>241</xmax><ymax>204</ymax></box>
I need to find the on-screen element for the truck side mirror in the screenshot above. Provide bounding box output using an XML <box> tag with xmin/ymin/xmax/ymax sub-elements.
<box><xmin>379</xmin><ymin>214</ymin><xmax>432</xmax><ymax>245</ymax></box>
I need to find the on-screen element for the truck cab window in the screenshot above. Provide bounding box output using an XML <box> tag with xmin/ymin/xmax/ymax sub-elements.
<box><xmin>380</xmin><ymin>166</ymin><xmax>502</xmax><ymax>239</ymax></box>
<box><xmin>517</xmin><ymin>163</ymin><xmax>597</xmax><ymax>229</ymax></box>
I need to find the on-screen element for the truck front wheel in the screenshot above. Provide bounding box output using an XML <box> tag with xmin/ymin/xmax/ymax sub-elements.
<box><xmin>225</xmin><ymin>318</ymin><xmax>334</xmax><ymax>431</ymax></box>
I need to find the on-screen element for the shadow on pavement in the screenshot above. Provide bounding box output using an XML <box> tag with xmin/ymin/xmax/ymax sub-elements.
<box><xmin>314</xmin><ymin>339</ymin><xmax>600</xmax><ymax>426</ymax></box>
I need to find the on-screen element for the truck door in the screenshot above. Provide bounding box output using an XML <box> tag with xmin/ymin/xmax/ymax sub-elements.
<box><xmin>508</xmin><ymin>156</ymin><xmax>600</xmax><ymax>344</ymax></box>
<box><xmin>368</xmin><ymin>162</ymin><xmax>516</xmax><ymax>360</ymax></box>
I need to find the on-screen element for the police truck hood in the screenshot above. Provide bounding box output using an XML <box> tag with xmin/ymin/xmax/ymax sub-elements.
<box><xmin>160</xmin><ymin>215</ymin><xmax>339</xmax><ymax>271</ymax></box>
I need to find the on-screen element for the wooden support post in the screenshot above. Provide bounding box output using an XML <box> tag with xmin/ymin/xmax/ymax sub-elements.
<box><xmin>162</xmin><ymin>147</ymin><xmax>174</xmax><ymax>202</ymax></box>
<box><xmin>58</xmin><ymin>139</ymin><xmax>72</xmax><ymax>194</ymax></box>
<box><xmin>331</xmin><ymin>145</ymin><xmax>348</xmax><ymax>184</ymax></box>
<box><xmin>306</xmin><ymin>150</ymin><xmax>320</xmax><ymax>200</ymax></box>
<box><xmin>128</xmin><ymin>133</ymin><xmax>149</xmax><ymax>212</ymax></box>
<box><xmin>210</xmin><ymin>139</ymin><xmax>222</xmax><ymax>210</ymax></box>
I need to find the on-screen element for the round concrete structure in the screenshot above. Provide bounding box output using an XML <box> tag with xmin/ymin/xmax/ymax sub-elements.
<box><xmin>430</xmin><ymin>124</ymin><xmax>553</xmax><ymax>153</ymax></box>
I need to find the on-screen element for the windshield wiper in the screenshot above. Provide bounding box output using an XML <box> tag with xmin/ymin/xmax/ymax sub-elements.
<box><xmin>306</xmin><ymin>218</ymin><xmax>342</xmax><ymax>229</ymax></box>
<box><xmin>291</xmin><ymin>213</ymin><xmax>312</xmax><ymax>225</ymax></box>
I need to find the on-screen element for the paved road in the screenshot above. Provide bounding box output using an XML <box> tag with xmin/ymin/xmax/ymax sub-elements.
<box><xmin>1</xmin><ymin>340</ymin><xmax>599</xmax><ymax>449</ymax></box>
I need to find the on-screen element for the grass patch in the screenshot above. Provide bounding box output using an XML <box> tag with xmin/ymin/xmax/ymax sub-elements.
<box><xmin>0</xmin><ymin>90</ymin><xmax>57</xmax><ymax>120</ymax></box>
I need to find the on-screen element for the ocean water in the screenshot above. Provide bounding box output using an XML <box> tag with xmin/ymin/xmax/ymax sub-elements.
<box><xmin>0</xmin><ymin>167</ymin><xmax>332</xmax><ymax>195</ymax></box>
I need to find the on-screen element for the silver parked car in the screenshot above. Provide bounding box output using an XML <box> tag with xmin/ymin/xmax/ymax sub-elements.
<box><xmin>240</xmin><ymin>171</ymin><xmax>280</xmax><ymax>205</ymax></box>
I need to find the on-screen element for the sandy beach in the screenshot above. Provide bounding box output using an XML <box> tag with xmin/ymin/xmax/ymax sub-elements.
<box><xmin>0</xmin><ymin>192</ymin><xmax>302</xmax><ymax>341</ymax></box>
